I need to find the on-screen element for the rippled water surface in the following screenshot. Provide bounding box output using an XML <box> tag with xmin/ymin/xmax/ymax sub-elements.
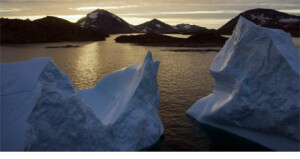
<box><xmin>1</xmin><ymin>35</ymin><xmax>299</xmax><ymax>151</ymax></box>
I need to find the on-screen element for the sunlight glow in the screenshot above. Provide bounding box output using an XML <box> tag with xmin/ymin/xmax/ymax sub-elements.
<box><xmin>0</xmin><ymin>8</ymin><xmax>20</xmax><ymax>12</ymax></box>
<box><xmin>3</xmin><ymin>15</ymin><xmax>230</xmax><ymax>29</ymax></box>
<box><xmin>279</xmin><ymin>9</ymin><xmax>300</xmax><ymax>14</ymax></box>
<box><xmin>121</xmin><ymin>17</ymin><xmax>152</xmax><ymax>25</ymax></box>
<box><xmin>120</xmin><ymin>10</ymin><xmax>241</xmax><ymax>16</ymax></box>
<box><xmin>56</xmin><ymin>15</ymin><xmax>85</xmax><ymax>22</ymax></box>
<box><xmin>72</xmin><ymin>5</ymin><xmax>139</xmax><ymax>11</ymax></box>
<box><xmin>123</xmin><ymin>17</ymin><xmax>230</xmax><ymax>28</ymax></box>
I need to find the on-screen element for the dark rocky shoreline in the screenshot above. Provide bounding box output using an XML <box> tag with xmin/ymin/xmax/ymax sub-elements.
<box><xmin>115</xmin><ymin>30</ymin><xmax>228</xmax><ymax>47</ymax></box>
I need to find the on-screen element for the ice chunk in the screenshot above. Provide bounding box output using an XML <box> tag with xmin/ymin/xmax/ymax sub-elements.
<box><xmin>79</xmin><ymin>51</ymin><xmax>164</xmax><ymax>150</ymax></box>
<box><xmin>186</xmin><ymin>17</ymin><xmax>300</xmax><ymax>151</ymax></box>
<box><xmin>1</xmin><ymin>58</ymin><xmax>106</xmax><ymax>151</ymax></box>
<box><xmin>1</xmin><ymin>58</ymin><xmax>52</xmax><ymax>151</ymax></box>
<box><xmin>1</xmin><ymin>51</ymin><xmax>163</xmax><ymax>151</ymax></box>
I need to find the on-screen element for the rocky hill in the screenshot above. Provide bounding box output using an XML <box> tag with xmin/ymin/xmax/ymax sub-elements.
<box><xmin>218</xmin><ymin>8</ymin><xmax>300</xmax><ymax>37</ymax></box>
<box><xmin>77</xmin><ymin>9</ymin><xmax>139</xmax><ymax>34</ymax></box>
<box><xmin>1</xmin><ymin>16</ymin><xmax>108</xmax><ymax>43</ymax></box>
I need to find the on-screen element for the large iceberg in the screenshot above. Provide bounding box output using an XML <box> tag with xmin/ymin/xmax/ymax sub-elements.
<box><xmin>186</xmin><ymin>17</ymin><xmax>300</xmax><ymax>151</ymax></box>
<box><xmin>0</xmin><ymin>51</ymin><xmax>163</xmax><ymax>151</ymax></box>
<box><xmin>78</xmin><ymin>52</ymin><xmax>163</xmax><ymax>150</ymax></box>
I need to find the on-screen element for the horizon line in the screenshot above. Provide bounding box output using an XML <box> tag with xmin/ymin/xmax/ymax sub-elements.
<box><xmin>1</xmin><ymin>8</ymin><xmax>299</xmax><ymax>29</ymax></box>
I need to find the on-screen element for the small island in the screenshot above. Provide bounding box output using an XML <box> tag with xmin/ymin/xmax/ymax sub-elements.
<box><xmin>115</xmin><ymin>30</ymin><xmax>228</xmax><ymax>47</ymax></box>
<box><xmin>45</xmin><ymin>45</ymin><xmax>80</xmax><ymax>49</ymax></box>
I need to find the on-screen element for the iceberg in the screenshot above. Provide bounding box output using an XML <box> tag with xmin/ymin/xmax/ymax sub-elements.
<box><xmin>78</xmin><ymin>51</ymin><xmax>164</xmax><ymax>150</ymax></box>
<box><xmin>186</xmin><ymin>17</ymin><xmax>300</xmax><ymax>151</ymax></box>
<box><xmin>0</xmin><ymin>51</ymin><xmax>163</xmax><ymax>151</ymax></box>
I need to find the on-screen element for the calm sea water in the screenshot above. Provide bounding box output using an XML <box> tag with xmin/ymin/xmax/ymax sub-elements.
<box><xmin>1</xmin><ymin>35</ymin><xmax>299</xmax><ymax>151</ymax></box>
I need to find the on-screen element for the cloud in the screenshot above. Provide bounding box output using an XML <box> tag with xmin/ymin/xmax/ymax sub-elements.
<box><xmin>70</xmin><ymin>5</ymin><xmax>140</xmax><ymax>11</ymax></box>
<box><xmin>0</xmin><ymin>8</ymin><xmax>20</xmax><ymax>12</ymax></box>
<box><xmin>1</xmin><ymin>0</ymin><xmax>299</xmax><ymax>28</ymax></box>
<box><xmin>279</xmin><ymin>9</ymin><xmax>300</xmax><ymax>14</ymax></box>
<box><xmin>119</xmin><ymin>10</ymin><xmax>241</xmax><ymax>16</ymax></box>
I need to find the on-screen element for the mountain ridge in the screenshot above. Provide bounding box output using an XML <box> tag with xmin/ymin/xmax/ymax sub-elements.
<box><xmin>1</xmin><ymin>8</ymin><xmax>299</xmax><ymax>44</ymax></box>
<box><xmin>77</xmin><ymin>9</ymin><xmax>140</xmax><ymax>34</ymax></box>
<box><xmin>0</xmin><ymin>16</ymin><xmax>108</xmax><ymax>44</ymax></box>
<box><xmin>218</xmin><ymin>8</ymin><xmax>300</xmax><ymax>36</ymax></box>
<box><xmin>76</xmin><ymin>10</ymin><xmax>207</xmax><ymax>34</ymax></box>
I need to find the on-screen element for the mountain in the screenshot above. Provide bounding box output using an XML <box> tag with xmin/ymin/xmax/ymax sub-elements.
<box><xmin>136</xmin><ymin>19</ymin><xmax>176</xmax><ymax>34</ymax></box>
<box><xmin>136</xmin><ymin>19</ymin><xmax>207</xmax><ymax>34</ymax></box>
<box><xmin>218</xmin><ymin>8</ymin><xmax>300</xmax><ymax>37</ymax></box>
<box><xmin>173</xmin><ymin>24</ymin><xmax>207</xmax><ymax>33</ymax></box>
<box><xmin>0</xmin><ymin>16</ymin><xmax>108</xmax><ymax>44</ymax></box>
<box><xmin>77</xmin><ymin>10</ymin><xmax>207</xmax><ymax>34</ymax></box>
<box><xmin>77</xmin><ymin>9</ymin><xmax>139</xmax><ymax>34</ymax></box>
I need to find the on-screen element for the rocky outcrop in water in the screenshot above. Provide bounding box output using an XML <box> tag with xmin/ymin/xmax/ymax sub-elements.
<box><xmin>115</xmin><ymin>31</ymin><xmax>227</xmax><ymax>47</ymax></box>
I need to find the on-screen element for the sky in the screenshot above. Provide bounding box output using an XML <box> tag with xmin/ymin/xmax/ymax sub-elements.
<box><xmin>0</xmin><ymin>0</ymin><xmax>299</xmax><ymax>29</ymax></box>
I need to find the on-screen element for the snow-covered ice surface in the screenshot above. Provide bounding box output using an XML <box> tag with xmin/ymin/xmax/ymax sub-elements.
<box><xmin>1</xmin><ymin>58</ymin><xmax>103</xmax><ymax>151</ymax></box>
<box><xmin>79</xmin><ymin>51</ymin><xmax>164</xmax><ymax>149</ymax></box>
<box><xmin>0</xmin><ymin>51</ymin><xmax>163</xmax><ymax>151</ymax></box>
<box><xmin>1</xmin><ymin>58</ymin><xmax>58</xmax><ymax>151</ymax></box>
<box><xmin>186</xmin><ymin>17</ymin><xmax>300</xmax><ymax>151</ymax></box>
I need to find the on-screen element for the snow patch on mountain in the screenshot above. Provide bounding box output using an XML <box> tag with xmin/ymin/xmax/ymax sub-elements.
<box><xmin>250</xmin><ymin>13</ymin><xmax>271</xmax><ymax>23</ymax></box>
<box><xmin>80</xmin><ymin>21</ymin><xmax>86</xmax><ymax>26</ymax></box>
<box><xmin>88</xmin><ymin>12</ymin><xmax>98</xmax><ymax>19</ymax></box>
<box><xmin>112</xmin><ymin>14</ymin><xmax>122</xmax><ymax>22</ymax></box>
<box><xmin>279</xmin><ymin>18</ymin><xmax>300</xmax><ymax>23</ymax></box>
<box><xmin>184</xmin><ymin>25</ymin><xmax>191</xmax><ymax>29</ymax></box>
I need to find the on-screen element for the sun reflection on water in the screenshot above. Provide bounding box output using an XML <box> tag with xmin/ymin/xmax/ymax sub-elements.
<box><xmin>73</xmin><ymin>42</ymin><xmax>102</xmax><ymax>89</ymax></box>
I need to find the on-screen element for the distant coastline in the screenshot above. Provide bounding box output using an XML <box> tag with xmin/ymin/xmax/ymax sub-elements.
<box><xmin>1</xmin><ymin>8</ymin><xmax>299</xmax><ymax>44</ymax></box>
